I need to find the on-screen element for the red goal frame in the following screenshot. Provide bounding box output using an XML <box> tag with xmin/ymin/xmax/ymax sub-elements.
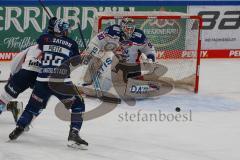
<box><xmin>97</xmin><ymin>15</ymin><xmax>202</xmax><ymax>93</ymax></box>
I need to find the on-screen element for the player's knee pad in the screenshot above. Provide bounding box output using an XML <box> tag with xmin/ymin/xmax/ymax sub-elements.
<box><xmin>6</xmin><ymin>70</ymin><xmax>38</xmax><ymax>96</ymax></box>
<box><xmin>4</xmin><ymin>82</ymin><xmax>21</xmax><ymax>99</ymax></box>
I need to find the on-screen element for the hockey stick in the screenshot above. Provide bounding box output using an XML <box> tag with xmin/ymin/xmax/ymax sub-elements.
<box><xmin>0</xmin><ymin>80</ymin><xmax>7</xmax><ymax>83</ymax></box>
<box><xmin>77</xmin><ymin>23</ymin><xmax>87</xmax><ymax>49</ymax></box>
<box><xmin>76</xmin><ymin>23</ymin><xmax>121</xmax><ymax>104</ymax></box>
<box><xmin>39</xmin><ymin>0</ymin><xmax>52</xmax><ymax>18</ymax></box>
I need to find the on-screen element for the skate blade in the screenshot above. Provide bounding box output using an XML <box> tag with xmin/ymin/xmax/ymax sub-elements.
<box><xmin>16</xmin><ymin>102</ymin><xmax>24</xmax><ymax>122</ymax></box>
<box><xmin>6</xmin><ymin>139</ymin><xmax>15</xmax><ymax>143</ymax></box>
<box><xmin>67</xmin><ymin>141</ymin><xmax>88</xmax><ymax>150</ymax></box>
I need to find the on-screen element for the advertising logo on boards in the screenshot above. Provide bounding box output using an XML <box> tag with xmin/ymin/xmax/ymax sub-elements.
<box><xmin>141</xmin><ymin>18</ymin><xmax>181</xmax><ymax>48</ymax></box>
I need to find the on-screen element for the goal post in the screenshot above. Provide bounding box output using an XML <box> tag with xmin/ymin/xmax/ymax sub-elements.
<box><xmin>93</xmin><ymin>11</ymin><xmax>202</xmax><ymax>93</ymax></box>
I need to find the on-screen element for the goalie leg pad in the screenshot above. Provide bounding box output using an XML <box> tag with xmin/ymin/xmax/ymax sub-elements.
<box><xmin>124</xmin><ymin>78</ymin><xmax>173</xmax><ymax>99</ymax></box>
<box><xmin>83</xmin><ymin>56</ymin><xmax>103</xmax><ymax>84</ymax></box>
<box><xmin>141</xmin><ymin>63</ymin><xmax>168</xmax><ymax>81</ymax></box>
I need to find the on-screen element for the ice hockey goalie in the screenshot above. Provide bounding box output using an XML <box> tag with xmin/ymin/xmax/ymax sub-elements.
<box><xmin>77</xmin><ymin>18</ymin><xmax>173</xmax><ymax>101</ymax></box>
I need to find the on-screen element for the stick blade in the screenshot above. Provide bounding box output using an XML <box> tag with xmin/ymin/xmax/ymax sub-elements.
<box><xmin>100</xmin><ymin>95</ymin><xmax>121</xmax><ymax>104</ymax></box>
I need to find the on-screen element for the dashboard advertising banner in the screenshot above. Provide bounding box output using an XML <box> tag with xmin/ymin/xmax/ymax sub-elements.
<box><xmin>188</xmin><ymin>6</ymin><xmax>240</xmax><ymax>58</ymax></box>
<box><xmin>0</xmin><ymin>5</ymin><xmax>186</xmax><ymax>81</ymax></box>
<box><xmin>0</xmin><ymin>6</ymin><xmax>186</xmax><ymax>60</ymax></box>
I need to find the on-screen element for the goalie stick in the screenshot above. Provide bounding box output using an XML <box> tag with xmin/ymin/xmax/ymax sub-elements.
<box><xmin>77</xmin><ymin>22</ymin><xmax>121</xmax><ymax>104</ymax></box>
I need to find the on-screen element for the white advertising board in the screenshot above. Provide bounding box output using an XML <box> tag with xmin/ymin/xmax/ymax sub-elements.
<box><xmin>188</xmin><ymin>6</ymin><xmax>240</xmax><ymax>50</ymax></box>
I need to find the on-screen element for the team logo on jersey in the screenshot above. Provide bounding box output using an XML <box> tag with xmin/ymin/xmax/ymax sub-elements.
<box><xmin>44</xmin><ymin>37</ymin><xmax>49</xmax><ymax>43</ymax></box>
<box><xmin>28</xmin><ymin>59</ymin><xmax>41</xmax><ymax>67</ymax></box>
<box><xmin>113</xmin><ymin>26</ymin><xmax>120</xmax><ymax>32</ymax></box>
<box><xmin>140</xmin><ymin>18</ymin><xmax>182</xmax><ymax>48</ymax></box>
<box><xmin>96</xmin><ymin>57</ymin><xmax>112</xmax><ymax>77</ymax></box>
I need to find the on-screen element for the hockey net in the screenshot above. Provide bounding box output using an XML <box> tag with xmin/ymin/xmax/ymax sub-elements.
<box><xmin>93</xmin><ymin>11</ymin><xmax>202</xmax><ymax>93</ymax></box>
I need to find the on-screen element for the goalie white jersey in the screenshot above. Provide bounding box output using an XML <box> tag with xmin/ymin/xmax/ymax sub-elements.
<box><xmin>86</xmin><ymin>24</ymin><xmax>156</xmax><ymax>63</ymax></box>
<box><xmin>11</xmin><ymin>45</ymin><xmax>42</xmax><ymax>75</ymax></box>
<box><xmin>120</xmin><ymin>28</ymin><xmax>156</xmax><ymax>63</ymax></box>
<box><xmin>85</xmin><ymin>24</ymin><xmax>121</xmax><ymax>59</ymax></box>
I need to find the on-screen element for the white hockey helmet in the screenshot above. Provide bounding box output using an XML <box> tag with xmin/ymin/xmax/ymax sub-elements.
<box><xmin>53</xmin><ymin>19</ymin><xmax>70</xmax><ymax>36</ymax></box>
<box><xmin>120</xmin><ymin>17</ymin><xmax>135</xmax><ymax>39</ymax></box>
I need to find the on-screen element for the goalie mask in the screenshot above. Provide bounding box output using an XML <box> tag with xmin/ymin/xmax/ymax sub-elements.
<box><xmin>120</xmin><ymin>18</ymin><xmax>135</xmax><ymax>39</ymax></box>
<box><xmin>53</xmin><ymin>19</ymin><xmax>70</xmax><ymax>37</ymax></box>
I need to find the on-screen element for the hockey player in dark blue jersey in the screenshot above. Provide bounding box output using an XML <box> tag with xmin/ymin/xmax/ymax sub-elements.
<box><xmin>9</xmin><ymin>18</ymin><xmax>88</xmax><ymax>149</ymax></box>
<box><xmin>0</xmin><ymin>17</ymin><xmax>58</xmax><ymax>123</ymax></box>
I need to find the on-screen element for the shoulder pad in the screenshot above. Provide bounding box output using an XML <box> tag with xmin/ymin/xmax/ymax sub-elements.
<box><xmin>104</xmin><ymin>24</ymin><xmax>121</xmax><ymax>38</ymax></box>
<box><xmin>131</xmin><ymin>29</ymin><xmax>147</xmax><ymax>44</ymax></box>
<box><xmin>133</xmin><ymin>29</ymin><xmax>146</xmax><ymax>37</ymax></box>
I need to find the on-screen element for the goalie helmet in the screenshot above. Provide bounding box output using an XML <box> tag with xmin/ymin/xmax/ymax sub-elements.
<box><xmin>53</xmin><ymin>19</ymin><xmax>70</xmax><ymax>36</ymax></box>
<box><xmin>120</xmin><ymin>17</ymin><xmax>135</xmax><ymax>39</ymax></box>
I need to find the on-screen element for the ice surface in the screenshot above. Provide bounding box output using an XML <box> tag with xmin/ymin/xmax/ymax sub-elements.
<box><xmin>0</xmin><ymin>59</ymin><xmax>240</xmax><ymax>160</ymax></box>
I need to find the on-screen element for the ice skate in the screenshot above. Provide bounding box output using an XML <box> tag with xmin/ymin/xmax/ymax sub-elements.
<box><xmin>67</xmin><ymin>128</ymin><xmax>88</xmax><ymax>150</ymax></box>
<box><xmin>9</xmin><ymin>126</ymin><xmax>25</xmax><ymax>140</ymax></box>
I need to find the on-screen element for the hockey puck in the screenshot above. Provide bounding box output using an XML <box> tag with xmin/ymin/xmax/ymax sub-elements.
<box><xmin>175</xmin><ymin>107</ymin><xmax>181</xmax><ymax>112</ymax></box>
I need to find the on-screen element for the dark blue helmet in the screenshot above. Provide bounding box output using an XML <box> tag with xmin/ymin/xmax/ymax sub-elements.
<box><xmin>48</xmin><ymin>17</ymin><xmax>57</xmax><ymax>30</ymax></box>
